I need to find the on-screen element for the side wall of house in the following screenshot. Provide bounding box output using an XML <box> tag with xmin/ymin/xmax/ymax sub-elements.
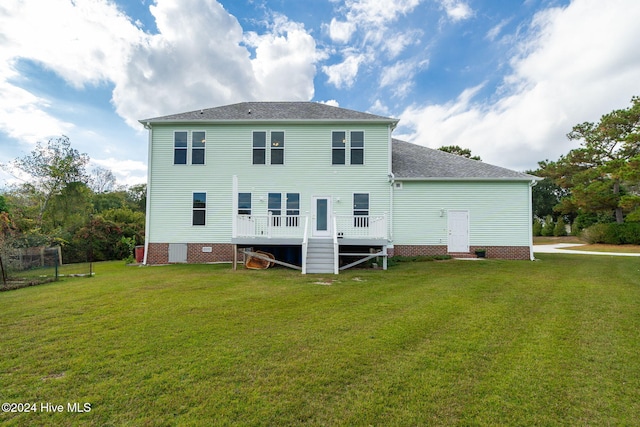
<box><xmin>392</xmin><ymin>180</ymin><xmax>532</xmax><ymax>259</ymax></box>
<box><xmin>146</xmin><ymin>122</ymin><xmax>392</xmax><ymax>262</ymax></box>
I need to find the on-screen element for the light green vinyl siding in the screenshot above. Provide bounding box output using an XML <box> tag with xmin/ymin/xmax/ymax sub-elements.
<box><xmin>148</xmin><ymin>123</ymin><xmax>392</xmax><ymax>243</ymax></box>
<box><xmin>392</xmin><ymin>181</ymin><xmax>531</xmax><ymax>247</ymax></box>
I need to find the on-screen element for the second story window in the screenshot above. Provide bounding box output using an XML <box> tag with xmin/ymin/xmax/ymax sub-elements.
<box><xmin>174</xmin><ymin>131</ymin><xmax>187</xmax><ymax>165</ymax></box>
<box><xmin>253</xmin><ymin>131</ymin><xmax>266</xmax><ymax>164</ymax></box>
<box><xmin>332</xmin><ymin>131</ymin><xmax>346</xmax><ymax>165</ymax></box>
<box><xmin>270</xmin><ymin>131</ymin><xmax>285</xmax><ymax>165</ymax></box>
<box><xmin>350</xmin><ymin>131</ymin><xmax>364</xmax><ymax>165</ymax></box>
<box><xmin>192</xmin><ymin>131</ymin><xmax>205</xmax><ymax>165</ymax></box>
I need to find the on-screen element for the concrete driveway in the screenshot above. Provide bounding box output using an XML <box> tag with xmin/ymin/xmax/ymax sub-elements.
<box><xmin>534</xmin><ymin>243</ymin><xmax>640</xmax><ymax>257</ymax></box>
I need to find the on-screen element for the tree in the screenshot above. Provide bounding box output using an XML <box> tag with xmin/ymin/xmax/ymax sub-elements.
<box><xmin>539</xmin><ymin>96</ymin><xmax>640</xmax><ymax>224</ymax></box>
<box><xmin>89</xmin><ymin>166</ymin><xmax>117</xmax><ymax>193</ymax></box>
<box><xmin>438</xmin><ymin>145</ymin><xmax>481</xmax><ymax>161</ymax></box>
<box><xmin>553</xmin><ymin>217</ymin><xmax>567</xmax><ymax>236</ymax></box>
<box><xmin>529</xmin><ymin>176</ymin><xmax>570</xmax><ymax>220</ymax></box>
<box><xmin>4</xmin><ymin>136</ymin><xmax>89</xmax><ymax>225</ymax></box>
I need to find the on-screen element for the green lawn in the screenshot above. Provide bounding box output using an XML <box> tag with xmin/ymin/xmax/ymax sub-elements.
<box><xmin>1</xmin><ymin>256</ymin><xmax>639</xmax><ymax>426</ymax></box>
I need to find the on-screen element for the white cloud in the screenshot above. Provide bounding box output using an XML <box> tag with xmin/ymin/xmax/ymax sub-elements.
<box><xmin>440</xmin><ymin>0</ymin><xmax>473</xmax><ymax>22</ymax></box>
<box><xmin>92</xmin><ymin>158</ymin><xmax>147</xmax><ymax>186</ymax></box>
<box><xmin>245</xmin><ymin>14</ymin><xmax>321</xmax><ymax>101</ymax></box>
<box><xmin>328</xmin><ymin>18</ymin><xmax>356</xmax><ymax>43</ymax></box>
<box><xmin>319</xmin><ymin>99</ymin><xmax>340</xmax><ymax>107</ymax></box>
<box><xmin>0</xmin><ymin>0</ymin><xmax>142</xmax><ymax>146</ymax></box>
<box><xmin>379</xmin><ymin>59</ymin><xmax>429</xmax><ymax>97</ymax></box>
<box><xmin>322</xmin><ymin>0</ymin><xmax>425</xmax><ymax>87</ymax></box>
<box><xmin>486</xmin><ymin>18</ymin><xmax>510</xmax><ymax>41</ymax></box>
<box><xmin>398</xmin><ymin>0</ymin><xmax>640</xmax><ymax>171</ymax></box>
<box><xmin>1</xmin><ymin>0</ymin><xmax>322</xmax><ymax>139</ymax></box>
<box><xmin>345</xmin><ymin>0</ymin><xmax>422</xmax><ymax>26</ymax></box>
<box><xmin>322</xmin><ymin>52</ymin><xmax>368</xmax><ymax>89</ymax></box>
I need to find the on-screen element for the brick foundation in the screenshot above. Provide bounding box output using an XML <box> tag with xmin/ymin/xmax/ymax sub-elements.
<box><xmin>392</xmin><ymin>245</ymin><xmax>531</xmax><ymax>260</ymax></box>
<box><xmin>146</xmin><ymin>243</ymin><xmax>532</xmax><ymax>264</ymax></box>
<box><xmin>187</xmin><ymin>243</ymin><xmax>235</xmax><ymax>263</ymax></box>
<box><xmin>146</xmin><ymin>243</ymin><xmax>169</xmax><ymax>264</ymax></box>
<box><xmin>146</xmin><ymin>243</ymin><xmax>235</xmax><ymax>264</ymax></box>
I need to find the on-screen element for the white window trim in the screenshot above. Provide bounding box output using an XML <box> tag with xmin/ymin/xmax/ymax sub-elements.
<box><xmin>270</xmin><ymin>130</ymin><xmax>286</xmax><ymax>165</ymax></box>
<box><xmin>252</xmin><ymin>130</ymin><xmax>268</xmax><ymax>165</ymax></box>
<box><xmin>191</xmin><ymin>130</ymin><xmax>207</xmax><ymax>166</ymax></box>
<box><xmin>192</xmin><ymin>191</ymin><xmax>207</xmax><ymax>227</ymax></box>
<box><xmin>350</xmin><ymin>130</ymin><xmax>365</xmax><ymax>166</ymax></box>
<box><xmin>331</xmin><ymin>130</ymin><xmax>347</xmax><ymax>166</ymax></box>
<box><xmin>174</xmin><ymin>130</ymin><xmax>188</xmax><ymax>165</ymax></box>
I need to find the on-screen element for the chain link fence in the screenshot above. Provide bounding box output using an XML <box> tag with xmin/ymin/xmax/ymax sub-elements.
<box><xmin>1</xmin><ymin>246</ymin><xmax>93</xmax><ymax>291</ymax></box>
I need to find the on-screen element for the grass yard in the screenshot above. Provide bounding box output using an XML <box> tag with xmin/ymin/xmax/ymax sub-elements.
<box><xmin>1</xmin><ymin>255</ymin><xmax>640</xmax><ymax>426</ymax></box>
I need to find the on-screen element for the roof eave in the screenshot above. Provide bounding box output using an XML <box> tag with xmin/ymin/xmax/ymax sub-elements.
<box><xmin>141</xmin><ymin>118</ymin><xmax>398</xmax><ymax>125</ymax></box>
<box><xmin>394</xmin><ymin>176</ymin><xmax>542</xmax><ymax>182</ymax></box>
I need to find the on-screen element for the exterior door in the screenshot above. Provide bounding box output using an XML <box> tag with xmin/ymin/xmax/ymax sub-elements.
<box><xmin>312</xmin><ymin>196</ymin><xmax>332</xmax><ymax>237</ymax></box>
<box><xmin>448</xmin><ymin>210</ymin><xmax>469</xmax><ymax>253</ymax></box>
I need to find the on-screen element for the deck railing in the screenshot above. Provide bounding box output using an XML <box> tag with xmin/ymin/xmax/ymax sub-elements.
<box><xmin>235</xmin><ymin>213</ymin><xmax>388</xmax><ymax>240</ymax></box>
<box><xmin>334</xmin><ymin>213</ymin><xmax>387</xmax><ymax>239</ymax></box>
<box><xmin>236</xmin><ymin>214</ymin><xmax>305</xmax><ymax>238</ymax></box>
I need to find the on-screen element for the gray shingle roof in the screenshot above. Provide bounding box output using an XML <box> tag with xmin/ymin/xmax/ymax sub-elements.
<box><xmin>140</xmin><ymin>101</ymin><xmax>398</xmax><ymax>124</ymax></box>
<box><xmin>392</xmin><ymin>139</ymin><xmax>539</xmax><ymax>180</ymax></box>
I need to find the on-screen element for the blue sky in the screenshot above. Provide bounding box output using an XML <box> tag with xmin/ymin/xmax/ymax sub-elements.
<box><xmin>1</xmin><ymin>0</ymin><xmax>639</xmax><ymax>187</ymax></box>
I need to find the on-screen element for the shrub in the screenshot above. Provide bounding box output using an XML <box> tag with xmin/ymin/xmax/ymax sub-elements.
<box><xmin>532</xmin><ymin>219</ymin><xmax>543</xmax><ymax>236</ymax></box>
<box><xmin>541</xmin><ymin>215</ymin><xmax>555</xmax><ymax>237</ymax></box>
<box><xmin>582</xmin><ymin>223</ymin><xmax>640</xmax><ymax>245</ymax></box>
<box><xmin>581</xmin><ymin>223</ymin><xmax>608</xmax><ymax>244</ymax></box>
<box><xmin>608</xmin><ymin>223</ymin><xmax>640</xmax><ymax>245</ymax></box>
<box><xmin>553</xmin><ymin>217</ymin><xmax>567</xmax><ymax>236</ymax></box>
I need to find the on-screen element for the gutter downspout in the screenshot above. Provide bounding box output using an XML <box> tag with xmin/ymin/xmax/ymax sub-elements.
<box><xmin>143</xmin><ymin>122</ymin><xmax>152</xmax><ymax>265</ymax></box>
<box><xmin>528</xmin><ymin>179</ymin><xmax>537</xmax><ymax>261</ymax></box>
<box><xmin>388</xmin><ymin>125</ymin><xmax>394</xmax><ymax>243</ymax></box>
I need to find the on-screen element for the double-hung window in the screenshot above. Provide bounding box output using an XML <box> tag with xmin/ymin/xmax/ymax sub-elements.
<box><xmin>286</xmin><ymin>193</ymin><xmax>300</xmax><ymax>227</ymax></box>
<box><xmin>253</xmin><ymin>132</ymin><xmax>266</xmax><ymax>165</ymax></box>
<box><xmin>268</xmin><ymin>193</ymin><xmax>282</xmax><ymax>226</ymax></box>
<box><xmin>332</xmin><ymin>131</ymin><xmax>346</xmax><ymax>165</ymax></box>
<box><xmin>350</xmin><ymin>131</ymin><xmax>364</xmax><ymax>165</ymax></box>
<box><xmin>238</xmin><ymin>193</ymin><xmax>252</xmax><ymax>215</ymax></box>
<box><xmin>270</xmin><ymin>131</ymin><xmax>285</xmax><ymax>165</ymax></box>
<box><xmin>353</xmin><ymin>193</ymin><xmax>369</xmax><ymax>227</ymax></box>
<box><xmin>174</xmin><ymin>131</ymin><xmax>188</xmax><ymax>165</ymax></box>
<box><xmin>192</xmin><ymin>192</ymin><xmax>206</xmax><ymax>226</ymax></box>
<box><xmin>192</xmin><ymin>131</ymin><xmax>206</xmax><ymax>165</ymax></box>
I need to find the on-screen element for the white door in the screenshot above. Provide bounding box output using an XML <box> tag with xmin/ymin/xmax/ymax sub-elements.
<box><xmin>448</xmin><ymin>210</ymin><xmax>469</xmax><ymax>253</ymax></box>
<box><xmin>312</xmin><ymin>196</ymin><xmax>332</xmax><ymax>237</ymax></box>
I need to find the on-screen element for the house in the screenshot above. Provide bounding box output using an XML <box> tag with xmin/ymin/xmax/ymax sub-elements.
<box><xmin>140</xmin><ymin>102</ymin><xmax>539</xmax><ymax>273</ymax></box>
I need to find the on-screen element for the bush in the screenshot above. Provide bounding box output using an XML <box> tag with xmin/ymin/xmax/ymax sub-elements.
<box><xmin>553</xmin><ymin>217</ymin><xmax>567</xmax><ymax>236</ymax></box>
<box><xmin>581</xmin><ymin>223</ymin><xmax>609</xmax><ymax>244</ymax></box>
<box><xmin>582</xmin><ymin>223</ymin><xmax>640</xmax><ymax>245</ymax></box>
<box><xmin>541</xmin><ymin>215</ymin><xmax>555</xmax><ymax>237</ymax></box>
<box><xmin>532</xmin><ymin>219</ymin><xmax>543</xmax><ymax>236</ymax></box>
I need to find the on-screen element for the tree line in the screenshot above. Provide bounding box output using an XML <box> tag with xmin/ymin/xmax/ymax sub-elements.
<box><xmin>0</xmin><ymin>136</ymin><xmax>145</xmax><ymax>263</ymax></box>
<box><xmin>530</xmin><ymin>96</ymin><xmax>640</xmax><ymax>243</ymax></box>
